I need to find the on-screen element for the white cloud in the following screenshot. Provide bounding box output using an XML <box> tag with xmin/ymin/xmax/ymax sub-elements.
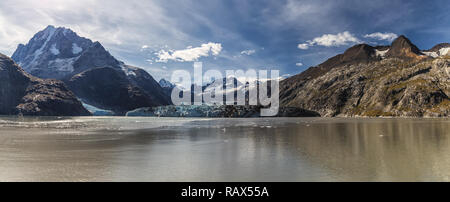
<box><xmin>156</xmin><ymin>42</ymin><xmax>222</xmax><ymax>62</ymax></box>
<box><xmin>364</xmin><ymin>32</ymin><xmax>398</xmax><ymax>42</ymax></box>
<box><xmin>296</xmin><ymin>62</ymin><xmax>303</xmax><ymax>67</ymax></box>
<box><xmin>298</xmin><ymin>31</ymin><xmax>362</xmax><ymax>50</ymax></box>
<box><xmin>240</xmin><ymin>49</ymin><xmax>256</xmax><ymax>55</ymax></box>
<box><xmin>297</xmin><ymin>43</ymin><xmax>309</xmax><ymax>50</ymax></box>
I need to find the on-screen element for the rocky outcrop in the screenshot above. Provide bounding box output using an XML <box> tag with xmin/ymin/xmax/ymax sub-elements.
<box><xmin>281</xmin><ymin>36</ymin><xmax>450</xmax><ymax>117</ymax></box>
<box><xmin>0</xmin><ymin>53</ymin><xmax>90</xmax><ymax>116</ymax></box>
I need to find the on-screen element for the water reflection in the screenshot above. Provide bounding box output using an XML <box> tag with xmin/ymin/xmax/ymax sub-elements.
<box><xmin>0</xmin><ymin>117</ymin><xmax>449</xmax><ymax>181</ymax></box>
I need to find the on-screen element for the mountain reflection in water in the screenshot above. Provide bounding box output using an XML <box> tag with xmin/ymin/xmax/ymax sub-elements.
<box><xmin>0</xmin><ymin>116</ymin><xmax>449</xmax><ymax>182</ymax></box>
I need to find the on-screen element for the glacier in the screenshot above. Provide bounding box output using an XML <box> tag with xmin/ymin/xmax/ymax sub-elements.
<box><xmin>81</xmin><ymin>101</ymin><xmax>115</xmax><ymax>116</ymax></box>
<box><xmin>126</xmin><ymin>105</ymin><xmax>320</xmax><ymax>118</ymax></box>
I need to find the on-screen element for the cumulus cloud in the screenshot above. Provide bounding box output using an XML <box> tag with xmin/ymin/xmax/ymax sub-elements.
<box><xmin>298</xmin><ymin>31</ymin><xmax>361</xmax><ymax>50</ymax></box>
<box><xmin>240</xmin><ymin>49</ymin><xmax>256</xmax><ymax>55</ymax></box>
<box><xmin>156</xmin><ymin>42</ymin><xmax>222</xmax><ymax>62</ymax></box>
<box><xmin>296</xmin><ymin>62</ymin><xmax>303</xmax><ymax>67</ymax></box>
<box><xmin>364</xmin><ymin>32</ymin><xmax>398</xmax><ymax>41</ymax></box>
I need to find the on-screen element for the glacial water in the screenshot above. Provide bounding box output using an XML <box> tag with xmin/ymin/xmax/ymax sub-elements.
<box><xmin>0</xmin><ymin>116</ymin><xmax>449</xmax><ymax>182</ymax></box>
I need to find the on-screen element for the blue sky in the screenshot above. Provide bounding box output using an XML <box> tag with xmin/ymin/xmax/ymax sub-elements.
<box><xmin>0</xmin><ymin>0</ymin><xmax>449</xmax><ymax>81</ymax></box>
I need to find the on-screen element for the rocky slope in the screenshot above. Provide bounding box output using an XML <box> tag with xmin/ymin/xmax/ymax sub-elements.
<box><xmin>11</xmin><ymin>25</ymin><xmax>171</xmax><ymax>114</ymax></box>
<box><xmin>0</xmin><ymin>53</ymin><xmax>90</xmax><ymax>116</ymax></box>
<box><xmin>281</xmin><ymin>36</ymin><xmax>450</xmax><ymax>117</ymax></box>
<box><xmin>67</xmin><ymin>67</ymin><xmax>162</xmax><ymax>114</ymax></box>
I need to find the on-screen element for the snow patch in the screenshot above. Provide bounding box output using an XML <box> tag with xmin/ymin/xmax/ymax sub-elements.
<box><xmin>375</xmin><ymin>49</ymin><xmax>389</xmax><ymax>58</ymax></box>
<box><xmin>50</xmin><ymin>44</ymin><xmax>60</xmax><ymax>55</ymax></box>
<box><xmin>422</xmin><ymin>51</ymin><xmax>438</xmax><ymax>58</ymax></box>
<box><xmin>121</xmin><ymin>65</ymin><xmax>137</xmax><ymax>77</ymax></box>
<box><xmin>439</xmin><ymin>47</ymin><xmax>450</xmax><ymax>56</ymax></box>
<box><xmin>423</xmin><ymin>48</ymin><xmax>450</xmax><ymax>58</ymax></box>
<box><xmin>47</xmin><ymin>57</ymin><xmax>78</xmax><ymax>73</ymax></box>
<box><xmin>72</xmin><ymin>43</ymin><xmax>83</xmax><ymax>54</ymax></box>
<box><xmin>29</xmin><ymin>27</ymin><xmax>56</xmax><ymax>69</ymax></box>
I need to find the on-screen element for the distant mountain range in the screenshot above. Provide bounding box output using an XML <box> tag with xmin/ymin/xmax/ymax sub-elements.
<box><xmin>1</xmin><ymin>26</ymin><xmax>449</xmax><ymax>117</ymax></box>
<box><xmin>11</xmin><ymin>25</ymin><xmax>171</xmax><ymax>115</ymax></box>
<box><xmin>281</xmin><ymin>35</ymin><xmax>450</xmax><ymax>117</ymax></box>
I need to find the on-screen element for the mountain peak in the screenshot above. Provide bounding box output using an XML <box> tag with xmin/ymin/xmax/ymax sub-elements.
<box><xmin>341</xmin><ymin>44</ymin><xmax>376</xmax><ymax>61</ymax></box>
<box><xmin>386</xmin><ymin>35</ymin><xmax>422</xmax><ymax>58</ymax></box>
<box><xmin>43</xmin><ymin>25</ymin><xmax>56</xmax><ymax>31</ymax></box>
<box><xmin>11</xmin><ymin>25</ymin><xmax>95</xmax><ymax>79</ymax></box>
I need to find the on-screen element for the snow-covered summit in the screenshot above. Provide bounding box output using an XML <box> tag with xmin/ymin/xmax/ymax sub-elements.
<box><xmin>11</xmin><ymin>25</ymin><xmax>95</xmax><ymax>79</ymax></box>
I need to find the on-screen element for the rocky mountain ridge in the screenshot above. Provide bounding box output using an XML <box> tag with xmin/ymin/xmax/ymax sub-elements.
<box><xmin>281</xmin><ymin>35</ymin><xmax>450</xmax><ymax>117</ymax></box>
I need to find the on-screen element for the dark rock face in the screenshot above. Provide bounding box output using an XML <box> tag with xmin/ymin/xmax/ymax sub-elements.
<box><xmin>72</xmin><ymin>42</ymin><xmax>122</xmax><ymax>75</ymax></box>
<box><xmin>0</xmin><ymin>53</ymin><xmax>90</xmax><ymax>116</ymax></box>
<box><xmin>126</xmin><ymin>66</ymin><xmax>172</xmax><ymax>106</ymax></box>
<box><xmin>11</xmin><ymin>25</ymin><xmax>171</xmax><ymax>113</ymax></box>
<box><xmin>282</xmin><ymin>44</ymin><xmax>379</xmax><ymax>90</ymax></box>
<box><xmin>67</xmin><ymin>67</ymin><xmax>162</xmax><ymax>114</ymax></box>
<box><xmin>281</xmin><ymin>36</ymin><xmax>450</xmax><ymax>117</ymax></box>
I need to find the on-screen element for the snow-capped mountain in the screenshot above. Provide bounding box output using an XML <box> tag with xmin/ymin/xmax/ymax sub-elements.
<box><xmin>12</xmin><ymin>25</ymin><xmax>95</xmax><ymax>79</ymax></box>
<box><xmin>11</xmin><ymin>25</ymin><xmax>171</xmax><ymax>114</ymax></box>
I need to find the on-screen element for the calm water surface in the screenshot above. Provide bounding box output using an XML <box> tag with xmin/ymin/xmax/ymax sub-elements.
<box><xmin>0</xmin><ymin>116</ymin><xmax>449</xmax><ymax>182</ymax></box>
